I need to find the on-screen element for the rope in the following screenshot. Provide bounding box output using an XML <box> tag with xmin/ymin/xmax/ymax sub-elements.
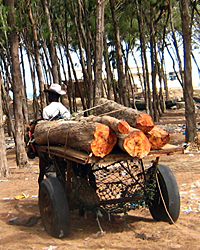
<box><xmin>155</xmin><ymin>173</ymin><xmax>178</xmax><ymax>227</ymax></box>
<box><xmin>70</xmin><ymin>99</ymin><xmax>125</xmax><ymax>119</ymax></box>
<box><xmin>47</xmin><ymin>126</ymin><xmax>53</xmax><ymax>159</ymax></box>
<box><xmin>71</xmin><ymin>100</ymin><xmax>110</xmax><ymax>118</ymax></box>
<box><xmin>155</xmin><ymin>171</ymin><xmax>198</xmax><ymax>239</ymax></box>
<box><xmin>98</xmin><ymin>108</ymin><xmax>126</xmax><ymax>117</ymax></box>
<box><xmin>64</xmin><ymin>131</ymin><xmax>69</xmax><ymax>157</ymax></box>
<box><xmin>96</xmin><ymin>210</ymin><xmax>104</xmax><ymax>233</ymax></box>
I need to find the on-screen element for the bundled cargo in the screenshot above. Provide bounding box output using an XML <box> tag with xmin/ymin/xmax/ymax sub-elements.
<box><xmin>34</xmin><ymin>120</ymin><xmax>117</xmax><ymax>158</ymax></box>
<box><xmin>33</xmin><ymin>98</ymin><xmax>170</xmax><ymax>159</ymax></box>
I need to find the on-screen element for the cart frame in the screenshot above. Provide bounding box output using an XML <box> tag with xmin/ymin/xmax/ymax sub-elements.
<box><xmin>37</xmin><ymin>144</ymin><xmax>183</xmax><ymax>238</ymax></box>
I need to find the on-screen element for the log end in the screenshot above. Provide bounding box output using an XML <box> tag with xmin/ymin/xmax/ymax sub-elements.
<box><xmin>117</xmin><ymin>120</ymin><xmax>130</xmax><ymax>133</ymax></box>
<box><xmin>146</xmin><ymin>125</ymin><xmax>170</xmax><ymax>150</ymax></box>
<box><xmin>91</xmin><ymin>124</ymin><xmax>117</xmax><ymax>158</ymax></box>
<box><xmin>136</xmin><ymin>113</ymin><xmax>154</xmax><ymax>133</ymax></box>
<box><xmin>123</xmin><ymin>130</ymin><xmax>151</xmax><ymax>159</ymax></box>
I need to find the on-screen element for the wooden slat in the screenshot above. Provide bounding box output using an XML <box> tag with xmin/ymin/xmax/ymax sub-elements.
<box><xmin>37</xmin><ymin>145</ymin><xmax>136</xmax><ymax>164</ymax></box>
<box><xmin>37</xmin><ymin>146</ymin><xmax>90</xmax><ymax>164</ymax></box>
<box><xmin>37</xmin><ymin>143</ymin><xmax>184</xmax><ymax>165</ymax></box>
<box><xmin>148</xmin><ymin>144</ymin><xmax>184</xmax><ymax>155</ymax></box>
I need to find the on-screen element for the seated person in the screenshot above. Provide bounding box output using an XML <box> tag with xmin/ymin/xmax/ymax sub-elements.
<box><xmin>43</xmin><ymin>83</ymin><xmax>70</xmax><ymax>120</ymax></box>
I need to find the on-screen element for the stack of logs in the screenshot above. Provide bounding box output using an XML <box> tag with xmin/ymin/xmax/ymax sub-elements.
<box><xmin>34</xmin><ymin>98</ymin><xmax>170</xmax><ymax>159</ymax></box>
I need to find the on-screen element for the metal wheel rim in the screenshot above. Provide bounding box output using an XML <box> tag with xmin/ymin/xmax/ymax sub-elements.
<box><xmin>40</xmin><ymin>191</ymin><xmax>53</xmax><ymax>231</ymax></box>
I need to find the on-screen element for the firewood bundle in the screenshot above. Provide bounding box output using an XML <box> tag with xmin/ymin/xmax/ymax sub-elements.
<box><xmin>34</xmin><ymin>120</ymin><xmax>117</xmax><ymax>158</ymax></box>
<box><xmin>94</xmin><ymin>98</ymin><xmax>170</xmax><ymax>150</ymax></box>
<box><xmin>34</xmin><ymin>98</ymin><xmax>170</xmax><ymax>159</ymax></box>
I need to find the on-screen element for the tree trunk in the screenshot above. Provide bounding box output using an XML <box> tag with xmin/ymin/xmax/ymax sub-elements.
<box><xmin>94</xmin><ymin>0</ymin><xmax>105</xmax><ymax>100</ymax></box>
<box><xmin>0</xmin><ymin>75</ymin><xmax>9</xmax><ymax>177</ymax></box>
<box><xmin>169</xmin><ymin>0</ymin><xmax>184</xmax><ymax>86</ymax></box>
<box><xmin>109</xmin><ymin>0</ymin><xmax>128</xmax><ymax>106</ymax></box>
<box><xmin>180</xmin><ymin>0</ymin><xmax>197</xmax><ymax>143</ymax></box>
<box><xmin>95</xmin><ymin>98</ymin><xmax>154</xmax><ymax>133</ymax></box>
<box><xmin>69</xmin><ymin>0</ymin><xmax>90</xmax><ymax>109</ymax></box>
<box><xmin>56</xmin><ymin>5</ymin><xmax>86</xmax><ymax>111</ymax></box>
<box><xmin>136</xmin><ymin>0</ymin><xmax>152</xmax><ymax>116</ymax></box>
<box><xmin>34</xmin><ymin>120</ymin><xmax>117</xmax><ymax>158</ymax></box>
<box><xmin>79</xmin><ymin>0</ymin><xmax>94</xmax><ymax>108</ymax></box>
<box><xmin>1</xmin><ymin>82</ymin><xmax>15</xmax><ymax>138</ymax></box>
<box><xmin>150</xmin><ymin>4</ymin><xmax>159</xmax><ymax>122</ymax></box>
<box><xmin>103</xmin><ymin>33</ymin><xmax>114</xmax><ymax>100</ymax></box>
<box><xmin>26</xmin><ymin>51</ymin><xmax>41</xmax><ymax>119</ymax></box>
<box><xmin>27</xmin><ymin>0</ymin><xmax>46</xmax><ymax>111</ymax></box>
<box><xmin>41</xmin><ymin>0</ymin><xmax>59</xmax><ymax>83</ymax></box>
<box><xmin>19</xmin><ymin>44</ymin><xmax>29</xmax><ymax>125</ymax></box>
<box><xmin>4</xmin><ymin>0</ymin><xmax>30</xmax><ymax>168</ymax></box>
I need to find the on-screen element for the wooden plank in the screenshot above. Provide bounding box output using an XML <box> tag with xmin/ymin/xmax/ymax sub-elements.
<box><xmin>148</xmin><ymin>144</ymin><xmax>184</xmax><ymax>155</ymax></box>
<box><xmin>37</xmin><ymin>143</ymin><xmax>184</xmax><ymax>165</ymax></box>
<box><xmin>37</xmin><ymin>145</ymin><xmax>90</xmax><ymax>164</ymax></box>
<box><xmin>37</xmin><ymin>145</ymin><xmax>135</xmax><ymax>164</ymax></box>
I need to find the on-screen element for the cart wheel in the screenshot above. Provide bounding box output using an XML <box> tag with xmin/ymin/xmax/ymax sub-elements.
<box><xmin>149</xmin><ymin>164</ymin><xmax>180</xmax><ymax>223</ymax></box>
<box><xmin>39</xmin><ymin>177</ymin><xmax>70</xmax><ymax>238</ymax></box>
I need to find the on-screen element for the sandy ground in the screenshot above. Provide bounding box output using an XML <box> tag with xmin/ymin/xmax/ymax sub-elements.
<box><xmin>1</xmin><ymin>137</ymin><xmax>200</xmax><ymax>250</ymax></box>
<box><xmin>1</xmin><ymin>90</ymin><xmax>200</xmax><ymax>249</ymax></box>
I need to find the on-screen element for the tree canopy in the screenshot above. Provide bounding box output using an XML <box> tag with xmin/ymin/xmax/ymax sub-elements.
<box><xmin>0</xmin><ymin>0</ymin><xmax>199</xmax><ymax>173</ymax></box>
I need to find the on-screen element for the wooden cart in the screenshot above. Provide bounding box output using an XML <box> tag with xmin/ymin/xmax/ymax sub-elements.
<box><xmin>37</xmin><ymin>144</ymin><xmax>183</xmax><ymax>238</ymax></box>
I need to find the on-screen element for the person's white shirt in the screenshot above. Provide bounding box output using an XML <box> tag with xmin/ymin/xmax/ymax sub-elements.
<box><xmin>43</xmin><ymin>102</ymin><xmax>70</xmax><ymax>120</ymax></box>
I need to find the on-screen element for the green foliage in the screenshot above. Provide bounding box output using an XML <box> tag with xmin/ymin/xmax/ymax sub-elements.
<box><xmin>0</xmin><ymin>0</ymin><xmax>200</xmax><ymax>108</ymax></box>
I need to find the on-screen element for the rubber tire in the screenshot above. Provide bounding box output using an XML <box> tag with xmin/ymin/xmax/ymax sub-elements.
<box><xmin>39</xmin><ymin>177</ymin><xmax>70</xmax><ymax>238</ymax></box>
<box><xmin>149</xmin><ymin>164</ymin><xmax>180</xmax><ymax>223</ymax></box>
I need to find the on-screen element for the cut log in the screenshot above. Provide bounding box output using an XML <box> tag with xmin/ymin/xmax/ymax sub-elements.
<box><xmin>117</xmin><ymin>127</ymin><xmax>151</xmax><ymax>158</ymax></box>
<box><xmin>83</xmin><ymin>115</ymin><xmax>130</xmax><ymax>134</ymax></box>
<box><xmin>95</xmin><ymin>98</ymin><xmax>154</xmax><ymax>133</ymax></box>
<box><xmin>34</xmin><ymin>120</ymin><xmax>117</xmax><ymax>158</ymax></box>
<box><xmin>146</xmin><ymin>125</ymin><xmax>170</xmax><ymax>150</ymax></box>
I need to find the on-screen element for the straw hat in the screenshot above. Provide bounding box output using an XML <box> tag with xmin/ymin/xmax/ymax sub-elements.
<box><xmin>44</xmin><ymin>83</ymin><xmax>66</xmax><ymax>95</ymax></box>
